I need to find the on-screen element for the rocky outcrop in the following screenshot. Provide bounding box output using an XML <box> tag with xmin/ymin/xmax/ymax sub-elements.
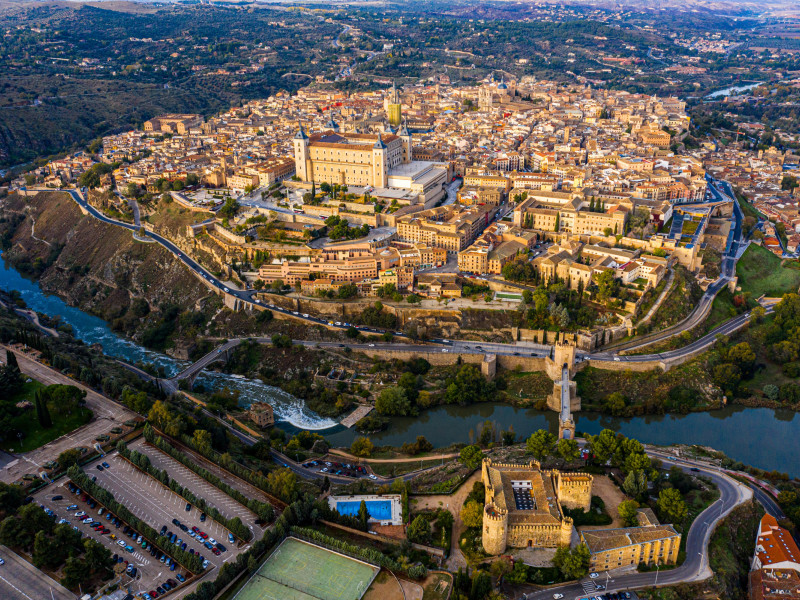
<box><xmin>0</xmin><ymin>191</ymin><xmax>208</xmax><ymax>324</ymax></box>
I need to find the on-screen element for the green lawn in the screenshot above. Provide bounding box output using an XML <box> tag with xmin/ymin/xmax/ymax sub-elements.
<box><xmin>736</xmin><ymin>244</ymin><xmax>800</xmax><ymax>298</ymax></box>
<box><xmin>0</xmin><ymin>380</ymin><xmax>94</xmax><ymax>453</ymax></box>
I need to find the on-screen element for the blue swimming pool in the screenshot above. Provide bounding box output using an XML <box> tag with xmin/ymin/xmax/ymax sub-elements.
<box><xmin>335</xmin><ymin>500</ymin><xmax>393</xmax><ymax>521</ymax></box>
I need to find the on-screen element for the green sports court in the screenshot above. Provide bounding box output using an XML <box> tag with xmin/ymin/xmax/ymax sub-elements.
<box><xmin>233</xmin><ymin>537</ymin><xmax>379</xmax><ymax>600</ymax></box>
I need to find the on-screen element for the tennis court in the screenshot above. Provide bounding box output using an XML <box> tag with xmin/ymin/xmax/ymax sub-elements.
<box><xmin>234</xmin><ymin>537</ymin><xmax>379</xmax><ymax>600</ymax></box>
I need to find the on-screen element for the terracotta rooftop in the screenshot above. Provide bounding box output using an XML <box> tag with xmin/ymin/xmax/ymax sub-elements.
<box><xmin>757</xmin><ymin>514</ymin><xmax>800</xmax><ymax>568</ymax></box>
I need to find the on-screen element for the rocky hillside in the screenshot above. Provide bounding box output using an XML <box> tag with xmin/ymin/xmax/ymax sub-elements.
<box><xmin>0</xmin><ymin>191</ymin><xmax>208</xmax><ymax>332</ymax></box>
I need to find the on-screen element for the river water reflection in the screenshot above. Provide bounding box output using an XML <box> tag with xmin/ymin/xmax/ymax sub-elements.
<box><xmin>3</xmin><ymin>253</ymin><xmax>799</xmax><ymax>474</ymax></box>
<box><xmin>324</xmin><ymin>402</ymin><xmax>800</xmax><ymax>477</ymax></box>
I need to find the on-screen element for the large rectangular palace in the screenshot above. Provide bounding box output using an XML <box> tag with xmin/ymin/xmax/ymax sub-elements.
<box><xmin>293</xmin><ymin>126</ymin><xmax>410</xmax><ymax>188</ymax></box>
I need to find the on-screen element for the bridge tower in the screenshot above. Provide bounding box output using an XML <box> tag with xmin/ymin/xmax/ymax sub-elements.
<box><xmin>545</xmin><ymin>343</ymin><xmax>581</xmax><ymax>438</ymax></box>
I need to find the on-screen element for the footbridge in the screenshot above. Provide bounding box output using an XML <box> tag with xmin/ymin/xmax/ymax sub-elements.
<box><xmin>557</xmin><ymin>364</ymin><xmax>576</xmax><ymax>440</ymax></box>
<box><xmin>168</xmin><ymin>338</ymin><xmax>243</xmax><ymax>389</ymax></box>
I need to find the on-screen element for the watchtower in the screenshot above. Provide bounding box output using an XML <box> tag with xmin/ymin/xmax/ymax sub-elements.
<box><xmin>546</xmin><ymin>343</ymin><xmax>577</xmax><ymax>380</ymax></box>
<box><xmin>482</xmin><ymin>503</ymin><xmax>508</xmax><ymax>555</ymax></box>
<box><xmin>557</xmin><ymin>472</ymin><xmax>593</xmax><ymax>512</ymax></box>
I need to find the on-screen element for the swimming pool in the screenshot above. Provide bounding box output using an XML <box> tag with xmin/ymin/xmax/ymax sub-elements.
<box><xmin>335</xmin><ymin>499</ymin><xmax>393</xmax><ymax>521</ymax></box>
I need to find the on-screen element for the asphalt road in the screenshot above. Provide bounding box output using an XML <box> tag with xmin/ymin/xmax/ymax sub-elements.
<box><xmin>0</xmin><ymin>545</ymin><xmax>77</xmax><ymax>600</ymax></box>
<box><xmin>521</xmin><ymin>458</ymin><xmax>752</xmax><ymax>600</ymax></box>
<box><xmin>0</xmin><ymin>346</ymin><xmax>138</xmax><ymax>484</ymax></box>
<box><xmin>63</xmin><ymin>186</ymin><xmax>761</xmax><ymax>377</ymax></box>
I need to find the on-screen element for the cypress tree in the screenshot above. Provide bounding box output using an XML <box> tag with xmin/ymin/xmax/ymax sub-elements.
<box><xmin>35</xmin><ymin>389</ymin><xmax>52</xmax><ymax>429</ymax></box>
<box><xmin>357</xmin><ymin>500</ymin><xmax>369</xmax><ymax>531</ymax></box>
<box><xmin>6</xmin><ymin>350</ymin><xmax>19</xmax><ymax>374</ymax></box>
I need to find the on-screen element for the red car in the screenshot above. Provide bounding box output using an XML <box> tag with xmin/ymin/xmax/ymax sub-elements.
<box><xmin>191</xmin><ymin>526</ymin><xmax>199</xmax><ymax>533</ymax></box>
<box><xmin>149</xmin><ymin>591</ymin><xmax>158</xmax><ymax>599</ymax></box>
<box><xmin>211</xmin><ymin>548</ymin><xmax>220</xmax><ymax>556</ymax></box>
<box><xmin>198</xmin><ymin>532</ymin><xmax>208</xmax><ymax>540</ymax></box>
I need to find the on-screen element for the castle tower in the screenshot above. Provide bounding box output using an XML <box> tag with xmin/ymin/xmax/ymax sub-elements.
<box><xmin>399</xmin><ymin>120</ymin><xmax>412</xmax><ymax>164</ymax></box>
<box><xmin>545</xmin><ymin>342</ymin><xmax>577</xmax><ymax>381</ymax></box>
<box><xmin>558</xmin><ymin>414</ymin><xmax>576</xmax><ymax>441</ymax></box>
<box><xmin>560</xmin><ymin>517</ymin><xmax>574</xmax><ymax>547</ymax></box>
<box><xmin>372</xmin><ymin>135</ymin><xmax>388</xmax><ymax>188</ymax></box>
<box><xmin>387</xmin><ymin>81</ymin><xmax>402</xmax><ymax>127</ymax></box>
<box><xmin>482</xmin><ymin>503</ymin><xmax>508</xmax><ymax>555</ymax></box>
<box><xmin>557</xmin><ymin>472</ymin><xmax>593</xmax><ymax>512</ymax></box>
<box><xmin>293</xmin><ymin>123</ymin><xmax>310</xmax><ymax>182</ymax></box>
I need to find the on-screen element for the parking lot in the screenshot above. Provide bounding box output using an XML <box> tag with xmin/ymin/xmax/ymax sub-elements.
<box><xmin>34</xmin><ymin>448</ymin><xmax>253</xmax><ymax>599</ymax></box>
<box><xmin>0</xmin><ymin>544</ymin><xmax>77</xmax><ymax>600</ymax></box>
<box><xmin>128</xmin><ymin>439</ymin><xmax>263</xmax><ymax>536</ymax></box>
<box><xmin>301</xmin><ymin>457</ymin><xmax>375</xmax><ymax>480</ymax></box>
<box><xmin>168</xmin><ymin>443</ymin><xmax>279</xmax><ymax>512</ymax></box>
<box><xmin>33</xmin><ymin>482</ymin><xmax>183</xmax><ymax>597</ymax></box>
<box><xmin>88</xmin><ymin>451</ymin><xmax>250</xmax><ymax>568</ymax></box>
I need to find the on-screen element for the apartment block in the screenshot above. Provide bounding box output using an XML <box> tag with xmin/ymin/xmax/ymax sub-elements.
<box><xmin>396</xmin><ymin>204</ymin><xmax>498</xmax><ymax>252</ymax></box>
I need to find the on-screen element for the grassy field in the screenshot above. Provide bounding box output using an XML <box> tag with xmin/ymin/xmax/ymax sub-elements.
<box><xmin>0</xmin><ymin>381</ymin><xmax>94</xmax><ymax>452</ymax></box>
<box><xmin>235</xmin><ymin>538</ymin><xmax>378</xmax><ymax>600</ymax></box>
<box><xmin>736</xmin><ymin>244</ymin><xmax>800</xmax><ymax>297</ymax></box>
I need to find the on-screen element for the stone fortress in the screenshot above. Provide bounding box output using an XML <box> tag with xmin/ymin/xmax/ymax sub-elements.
<box><xmin>481</xmin><ymin>458</ymin><xmax>593</xmax><ymax>555</ymax></box>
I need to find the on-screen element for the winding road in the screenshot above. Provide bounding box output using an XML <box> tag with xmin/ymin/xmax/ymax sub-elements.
<box><xmin>44</xmin><ymin>183</ymin><xmax>762</xmax><ymax>380</ymax></box>
<box><xmin>521</xmin><ymin>455</ymin><xmax>753</xmax><ymax>600</ymax></box>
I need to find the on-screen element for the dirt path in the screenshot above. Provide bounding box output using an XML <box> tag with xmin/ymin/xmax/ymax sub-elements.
<box><xmin>411</xmin><ymin>470</ymin><xmax>482</xmax><ymax>571</ymax></box>
<box><xmin>579</xmin><ymin>474</ymin><xmax>626</xmax><ymax>531</ymax></box>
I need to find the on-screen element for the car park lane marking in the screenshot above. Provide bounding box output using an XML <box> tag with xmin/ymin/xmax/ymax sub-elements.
<box><xmin>0</xmin><ymin>574</ymin><xmax>36</xmax><ymax>600</ymax></box>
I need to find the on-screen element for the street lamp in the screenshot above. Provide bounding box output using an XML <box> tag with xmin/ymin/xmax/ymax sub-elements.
<box><xmin>654</xmin><ymin>563</ymin><xmax>660</xmax><ymax>586</ymax></box>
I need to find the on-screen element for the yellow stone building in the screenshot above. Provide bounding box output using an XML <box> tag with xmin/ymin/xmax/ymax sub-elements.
<box><xmin>581</xmin><ymin>510</ymin><xmax>681</xmax><ymax>573</ymax></box>
<box><xmin>481</xmin><ymin>459</ymin><xmax>592</xmax><ymax>555</ymax></box>
<box><xmin>293</xmin><ymin>126</ymin><xmax>411</xmax><ymax>188</ymax></box>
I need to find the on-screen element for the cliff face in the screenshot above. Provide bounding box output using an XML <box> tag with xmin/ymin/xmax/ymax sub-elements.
<box><xmin>0</xmin><ymin>191</ymin><xmax>208</xmax><ymax>324</ymax></box>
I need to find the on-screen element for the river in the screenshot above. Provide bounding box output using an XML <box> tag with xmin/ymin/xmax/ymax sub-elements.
<box><xmin>705</xmin><ymin>82</ymin><xmax>763</xmax><ymax>99</ymax></box>
<box><xmin>3</xmin><ymin>254</ymin><xmax>800</xmax><ymax>475</ymax></box>
<box><xmin>0</xmin><ymin>253</ymin><xmax>337</xmax><ymax>430</ymax></box>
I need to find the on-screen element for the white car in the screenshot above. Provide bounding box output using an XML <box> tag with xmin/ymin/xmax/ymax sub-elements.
<box><xmin>589</xmin><ymin>572</ymin><xmax>599</xmax><ymax>579</ymax></box>
<box><xmin>368</xmin><ymin>474</ymin><xmax>377</xmax><ymax>480</ymax></box>
<box><xmin>117</xmin><ymin>540</ymin><xmax>126</xmax><ymax>547</ymax></box>
<box><xmin>208</xmin><ymin>538</ymin><xmax>217</xmax><ymax>545</ymax></box>
<box><xmin>368</xmin><ymin>344</ymin><xmax>375</xmax><ymax>347</ymax></box>
<box><xmin>0</xmin><ymin>558</ymin><xmax>4</xmax><ymax>565</ymax></box>
<box><xmin>553</xmin><ymin>595</ymin><xmax>563</xmax><ymax>600</ymax></box>
<box><xmin>223</xmin><ymin>287</ymin><xmax>230</xmax><ymax>293</ymax></box>
<box><xmin>75</xmin><ymin>511</ymin><xmax>86</xmax><ymax>517</ymax></box>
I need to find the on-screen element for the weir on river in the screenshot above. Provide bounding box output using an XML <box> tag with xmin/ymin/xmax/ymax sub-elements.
<box><xmin>0</xmin><ymin>251</ymin><xmax>337</xmax><ymax>430</ymax></box>
<box><xmin>3</xmin><ymin>252</ymin><xmax>800</xmax><ymax>476</ymax></box>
